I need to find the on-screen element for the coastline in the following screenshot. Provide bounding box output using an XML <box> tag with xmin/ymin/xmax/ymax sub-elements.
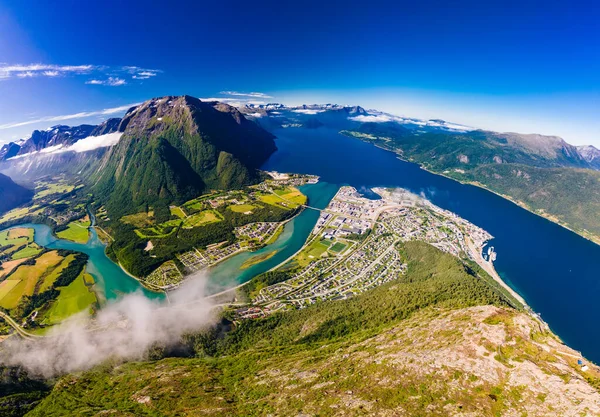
<box><xmin>347</xmin><ymin>133</ymin><xmax>600</xmax><ymax>246</ymax></box>
<box><xmin>117</xmin><ymin>261</ymin><xmax>165</xmax><ymax>293</ymax></box>
<box><xmin>426</xmin><ymin>167</ymin><xmax>600</xmax><ymax>246</ymax></box>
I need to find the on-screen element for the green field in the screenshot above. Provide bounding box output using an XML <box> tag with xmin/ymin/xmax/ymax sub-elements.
<box><xmin>330</xmin><ymin>242</ymin><xmax>347</xmax><ymax>253</ymax></box>
<box><xmin>183</xmin><ymin>201</ymin><xmax>204</xmax><ymax>212</ymax></box>
<box><xmin>0</xmin><ymin>280</ymin><xmax>20</xmax><ymax>301</ymax></box>
<box><xmin>34</xmin><ymin>181</ymin><xmax>75</xmax><ymax>199</ymax></box>
<box><xmin>0</xmin><ymin>227</ymin><xmax>33</xmax><ymax>248</ymax></box>
<box><xmin>134</xmin><ymin>225</ymin><xmax>179</xmax><ymax>239</ymax></box>
<box><xmin>39</xmin><ymin>254</ymin><xmax>76</xmax><ymax>292</ymax></box>
<box><xmin>274</xmin><ymin>186</ymin><xmax>307</xmax><ymax>205</ymax></box>
<box><xmin>170</xmin><ymin>206</ymin><xmax>186</xmax><ymax>219</ymax></box>
<box><xmin>56</xmin><ymin>218</ymin><xmax>91</xmax><ymax>243</ymax></box>
<box><xmin>133</xmin><ymin>209</ymin><xmax>222</xmax><ymax>237</ymax></box>
<box><xmin>182</xmin><ymin>210</ymin><xmax>223</xmax><ymax>227</ymax></box>
<box><xmin>228</xmin><ymin>204</ymin><xmax>256</xmax><ymax>213</ymax></box>
<box><xmin>11</xmin><ymin>243</ymin><xmax>42</xmax><ymax>260</ymax></box>
<box><xmin>260</xmin><ymin>187</ymin><xmax>306</xmax><ymax>209</ymax></box>
<box><xmin>0</xmin><ymin>251</ymin><xmax>63</xmax><ymax>310</ymax></box>
<box><xmin>121</xmin><ymin>211</ymin><xmax>155</xmax><ymax>228</ymax></box>
<box><xmin>295</xmin><ymin>239</ymin><xmax>331</xmax><ymax>267</ymax></box>
<box><xmin>43</xmin><ymin>272</ymin><xmax>97</xmax><ymax>324</ymax></box>
<box><xmin>0</xmin><ymin>206</ymin><xmax>43</xmax><ymax>224</ymax></box>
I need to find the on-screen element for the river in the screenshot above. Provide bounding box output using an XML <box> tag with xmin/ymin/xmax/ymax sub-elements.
<box><xmin>13</xmin><ymin>223</ymin><xmax>163</xmax><ymax>303</ymax></box>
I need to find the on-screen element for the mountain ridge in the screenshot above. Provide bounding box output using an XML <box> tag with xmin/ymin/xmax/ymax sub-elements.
<box><xmin>91</xmin><ymin>95</ymin><xmax>277</xmax><ymax>216</ymax></box>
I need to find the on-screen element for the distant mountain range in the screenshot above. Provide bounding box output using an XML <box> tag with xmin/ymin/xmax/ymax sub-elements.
<box><xmin>0</xmin><ymin>118</ymin><xmax>122</xmax><ymax>162</ymax></box>
<box><xmin>1</xmin><ymin>97</ymin><xmax>600</xmax><ymax>239</ymax></box>
<box><xmin>2</xmin><ymin>101</ymin><xmax>597</xmax><ymax>170</ymax></box>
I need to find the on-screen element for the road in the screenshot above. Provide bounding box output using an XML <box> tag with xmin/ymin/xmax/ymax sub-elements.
<box><xmin>0</xmin><ymin>311</ymin><xmax>43</xmax><ymax>339</ymax></box>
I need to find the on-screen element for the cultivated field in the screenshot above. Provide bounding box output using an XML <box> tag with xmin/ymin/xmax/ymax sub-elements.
<box><xmin>42</xmin><ymin>272</ymin><xmax>97</xmax><ymax>324</ymax></box>
<box><xmin>0</xmin><ymin>251</ymin><xmax>64</xmax><ymax>310</ymax></box>
<box><xmin>56</xmin><ymin>217</ymin><xmax>91</xmax><ymax>243</ymax></box>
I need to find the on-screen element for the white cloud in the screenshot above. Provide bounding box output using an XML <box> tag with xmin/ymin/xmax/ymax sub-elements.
<box><xmin>67</xmin><ymin>132</ymin><xmax>123</xmax><ymax>152</ymax></box>
<box><xmin>85</xmin><ymin>77</ymin><xmax>126</xmax><ymax>86</ymax></box>
<box><xmin>123</xmin><ymin>66</ymin><xmax>162</xmax><ymax>80</ymax></box>
<box><xmin>349</xmin><ymin>114</ymin><xmax>394</xmax><ymax>123</ymax></box>
<box><xmin>0</xmin><ymin>63</ymin><xmax>162</xmax><ymax>84</ymax></box>
<box><xmin>8</xmin><ymin>133</ymin><xmax>123</xmax><ymax>160</ymax></box>
<box><xmin>132</xmin><ymin>71</ymin><xmax>159</xmax><ymax>79</ymax></box>
<box><xmin>0</xmin><ymin>64</ymin><xmax>95</xmax><ymax>79</ymax></box>
<box><xmin>0</xmin><ymin>104</ymin><xmax>138</xmax><ymax>130</ymax></box>
<box><xmin>220</xmin><ymin>91</ymin><xmax>273</xmax><ymax>99</ymax></box>
<box><xmin>292</xmin><ymin>109</ymin><xmax>325</xmax><ymax>115</ymax></box>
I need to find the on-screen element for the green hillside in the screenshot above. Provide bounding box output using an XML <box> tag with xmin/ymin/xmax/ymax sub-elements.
<box><xmin>343</xmin><ymin>125</ymin><xmax>600</xmax><ymax>241</ymax></box>
<box><xmin>92</xmin><ymin>96</ymin><xmax>276</xmax><ymax>217</ymax></box>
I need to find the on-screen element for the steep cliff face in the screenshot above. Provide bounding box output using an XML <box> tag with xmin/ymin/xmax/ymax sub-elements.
<box><xmin>92</xmin><ymin>96</ymin><xmax>276</xmax><ymax>215</ymax></box>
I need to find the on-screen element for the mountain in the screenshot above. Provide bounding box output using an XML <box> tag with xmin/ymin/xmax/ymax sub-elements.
<box><xmin>0</xmin><ymin>120</ymin><xmax>121</xmax><ymax>163</ymax></box>
<box><xmin>0</xmin><ymin>141</ymin><xmax>22</xmax><ymax>161</ymax></box>
<box><xmin>90</xmin><ymin>117</ymin><xmax>123</xmax><ymax>136</ymax></box>
<box><xmin>341</xmin><ymin>123</ymin><xmax>600</xmax><ymax>241</ymax></box>
<box><xmin>16</xmin><ymin>124</ymin><xmax>96</xmax><ymax>155</ymax></box>
<box><xmin>578</xmin><ymin>145</ymin><xmax>600</xmax><ymax>169</ymax></box>
<box><xmin>0</xmin><ymin>173</ymin><xmax>33</xmax><ymax>214</ymax></box>
<box><xmin>92</xmin><ymin>96</ymin><xmax>277</xmax><ymax>215</ymax></box>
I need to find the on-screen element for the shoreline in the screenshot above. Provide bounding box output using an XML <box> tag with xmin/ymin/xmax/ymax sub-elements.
<box><xmin>415</xmin><ymin>159</ymin><xmax>600</xmax><ymax>246</ymax></box>
<box><xmin>346</xmin><ymin>133</ymin><xmax>600</xmax><ymax>247</ymax></box>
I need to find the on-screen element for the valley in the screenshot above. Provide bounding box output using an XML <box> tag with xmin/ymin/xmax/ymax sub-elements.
<box><xmin>1</xmin><ymin>97</ymin><xmax>600</xmax><ymax>416</ymax></box>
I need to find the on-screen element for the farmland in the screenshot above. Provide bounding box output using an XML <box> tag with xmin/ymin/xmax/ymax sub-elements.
<box><xmin>56</xmin><ymin>216</ymin><xmax>91</xmax><ymax>243</ymax></box>
<box><xmin>38</xmin><ymin>254</ymin><xmax>76</xmax><ymax>292</ymax></box>
<box><xmin>0</xmin><ymin>227</ymin><xmax>41</xmax><ymax>261</ymax></box>
<box><xmin>41</xmin><ymin>272</ymin><xmax>97</xmax><ymax>325</ymax></box>
<box><xmin>228</xmin><ymin>204</ymin><xmax>257</xmax><ymax>213</ymax></box>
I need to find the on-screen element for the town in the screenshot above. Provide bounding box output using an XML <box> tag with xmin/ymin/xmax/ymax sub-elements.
<box><xmin>234</xmin><ymin>186</ymin><xmax>494</xmax><ymax>319</ymax></box>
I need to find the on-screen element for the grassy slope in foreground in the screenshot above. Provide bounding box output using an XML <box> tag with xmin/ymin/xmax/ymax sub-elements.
<box><xmin>27</xmin><ymin>242</ymin><xmax>600</xmax><ymax>416</ymax></box>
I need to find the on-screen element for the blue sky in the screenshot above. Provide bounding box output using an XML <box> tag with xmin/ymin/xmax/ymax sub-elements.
<box><xmin>0</xmin><ymin>0</ymin><xmax>598</xmax><ymax>145</ymax></box>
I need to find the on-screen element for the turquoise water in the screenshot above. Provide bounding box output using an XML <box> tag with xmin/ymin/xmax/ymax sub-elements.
<box><xmin>3</xmin><ymin>181</ymin><xmax>339</xmax><ymax>303</ymax></box>
<box><xmin>7</xmin><ymin>223</ymin><xmax>163</xmax><ymax>303</ymax></box>
<box><xmin>205</xmin><ymin>181</ymin><xmax>339</xmax><ymax>293</ymax></box>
